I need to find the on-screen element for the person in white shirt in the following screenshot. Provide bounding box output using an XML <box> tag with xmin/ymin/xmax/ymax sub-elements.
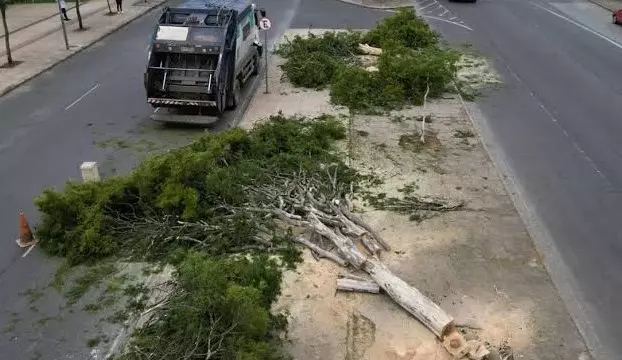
<box><xmin>56</xmin><ymin>0</ymin><xmax>70</xmax><ymax>21</ymax></box>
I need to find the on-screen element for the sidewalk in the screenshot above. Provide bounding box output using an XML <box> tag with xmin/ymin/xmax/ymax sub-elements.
<box><xmin>0</xmin><ymin>0</ymin><xmax>165</xmax><ymax>96</ymax></box>
<box><xmin>0</xmin><ymin>0</ymin><xmax>110</xmax><ymax>57</ymax></box>
<box><xmin>588</xmin><ymin>0</ymin><xmax>621</xmax><ymax>11</ymax></box>
<box><xmin>0</xmin><ymin>2</ymin><xmax>68</xmax><ymax>37</ymax></box>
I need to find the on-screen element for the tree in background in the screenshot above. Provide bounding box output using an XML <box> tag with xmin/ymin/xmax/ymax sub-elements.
<box><xmin>0</xmin><ymin>0</ymin><xmax>13</xmax><ymax>66</ymax></box>
<box><xmin>75</xmin><ymin>0</ymin><xmax>83</xmax><ymax>30</ymax></box>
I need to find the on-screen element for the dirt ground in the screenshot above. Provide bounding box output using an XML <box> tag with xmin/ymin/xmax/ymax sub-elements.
<box><xmin>241</xmin><ymin>30</ymin><xmax>590</xmax><ymax>360</ymax></box>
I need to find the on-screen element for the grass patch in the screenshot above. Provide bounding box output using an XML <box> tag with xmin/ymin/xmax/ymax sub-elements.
<box><xmin>363</xmin><ymin>192</ymin><xmax>463</xmax><ymax>222</ymax></box>
<box><xmin>398</xmin><ymin>134</ymin><xmax>425</xmax><ymax>153</ymax></box>
<box><xmin>65</xmin><ymin>263</ymin><xmax>117</xmax><ymax>305</ymax></box>
<box><xmin>454</xmin><ymin>129</ymin><xmax>475</xmax><ymax>139</ymax></box>
<box><xmin>20</xmin><ymin>288</ymin><xmax>44</xmax><ymax>304</ymax></box>
<box><xmin>86</xmin><ymin>336</ymin><xmax>102</xmax><ymax>348</ymax></box>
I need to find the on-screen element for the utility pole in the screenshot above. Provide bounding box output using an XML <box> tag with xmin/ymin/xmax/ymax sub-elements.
<box><xmin>264</xmin><ymin>28</ymin><xmax>268</xmax><ymax>94</ymax></box>
<box><xmin>259</xmin><ymin>15</ymin><xmax>271</xmax><ymax>94</ymax></box>
<box><xmin>56</xmin><ymin>0</ymin><xmax>69</xmax><ymax>50</ymax></box>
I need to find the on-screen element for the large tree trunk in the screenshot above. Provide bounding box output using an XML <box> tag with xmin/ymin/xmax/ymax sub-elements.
<box><xmin>1</xmin><ymin>5</ymin><xmax>12</xmax><ymax>65</ymax></box>
<box><xmin>75</xmin><ymin>0</ymin><xmax>83</xmax><ymax>29</ymax></box>
<box><xmin>363</xmin><ymin>259</ymin><xmax>454</xmax><ymax>338</ymax></box>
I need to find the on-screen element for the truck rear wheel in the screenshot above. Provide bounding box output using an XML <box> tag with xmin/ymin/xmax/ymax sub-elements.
<box><xmin>226</xmin><ymin>79</ymin><xmax>241</xmax><ymax>110</ymax></box>
<box><xmin>216</xmin><ymin>90</ymin><xmax>226</xmax><ymax>116</ymax></box>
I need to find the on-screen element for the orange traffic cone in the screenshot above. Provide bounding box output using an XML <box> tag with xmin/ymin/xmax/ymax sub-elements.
<box><xmin>16</xmin><ymin>212</ymin><xmax>38</xmax><ymax>248</ymax></box>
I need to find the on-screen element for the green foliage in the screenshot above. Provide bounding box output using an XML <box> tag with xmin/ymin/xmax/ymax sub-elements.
<box><xmin>276</xmin><ymin>10</ymin><xmax>462</xmax><ymax>111</ymax></box>
<box><xmin>119</xmin><ymin>252</ymin><xmax>288</xmax><ymax>360</ymax></box>
<box><xmin>276</xmin><ymin>31</ymin><xmax>362</xmax><ymax>88</ymax></box>
<box><xmin>35</xmin><ymin>115</ymin><xmax>377</xmax><ymax>359</ymax></box>
<box><xmin>35</xmin><ymin>115</ymin><xmax>354</xmax><ymax>265</ymax></box>
<box><xmin>331</xmin><ymin>66</ymin><xmax>403</xmax><ymax>111</ymax></box>
<box><xmin>378</xmin><ymin>45</ymin><xmax>460</xmax><ymax>105</ymax></box>
<box><xmin>0</xmin><ymin>0</ymin><xmax>12</xmax><ymax>10</ymax></box>
<box><xmin>362</xmin><ymin>8</ymin><xmax>439</xmax><ymax>49</ymax></box>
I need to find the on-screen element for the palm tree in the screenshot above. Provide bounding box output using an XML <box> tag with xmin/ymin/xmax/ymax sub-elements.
<box><xmin>0</xmin><ymin>0</ymin><xmax>13</xmax><ymax>66</ymax></box>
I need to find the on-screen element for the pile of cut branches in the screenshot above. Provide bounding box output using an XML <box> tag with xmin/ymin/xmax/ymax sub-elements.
<box><xmin>35</xmin><ymin>114</ymin><xmax>474</xmax><ymax>359</ymax></box>
<box><xmin>276</xmin><ymin>9</ymin><xmax>461</xmax><ymax>111</ymax></box>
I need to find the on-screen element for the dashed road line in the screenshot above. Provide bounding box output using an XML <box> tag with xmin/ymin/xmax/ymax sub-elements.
<box><xmin>530</xmin><ymin>1</ymin><xmax>622</xmax><ymax>51</ymax></box>
<box><xmin>65</xmin><ymin>84</ymin><xmax>99</xmax><ymax>111</ymax></box>
<box><xmin>21</xmin><ymin>244</ymin><xmax>36</xmax><ymax>258</ymax></box>
<box><xmin>419</xmin><ymin>1</ymin><xmax>439</xmax><ymax>11</ymax></box>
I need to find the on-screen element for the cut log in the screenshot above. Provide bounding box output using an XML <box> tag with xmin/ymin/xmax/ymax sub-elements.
<box><xmin>340</xmin><ymin>205</ymin><xmax>391</xmax><ymax>251</ymax></box>
<box><xmin>360</xmin><ymin>234</ymin><xmax>382</xmax><ymax>255</ymax></box>
<box><xmin>294</xmin><ymin>236</ymin><xmax>348</xmax><ymax>267</ymax></box>
<box><xmin>307</xmin><ymin>213</ymin><xmax>366</xmax><ymax>269</ymax></box>
<box><xmin>337</xmin><ymin>278</ymin><xmax>380</xmax><ymax>294</ymax></box>
<box><xmin>333</xmin><ymin>206</ymin><xmax>367</xmax><ymax>238</ymax></box>
<box><xmin>338</xmin><ymin>272</ymin><xmax>372</xmax><ymax>283</ymax></box>
<box><xmin>441</xmin><ymin>328</ymin><xmax>470</xmax><ymax>358</ymax></box>
<box><xmin>363</xmin><ymin>259</ymin><xmax>454</xmax><ymax>338</ymax></box>
<box><xmin>466</xmin><ymin>340</ymin><xmax>490</xmax><ymax>360</ymax></box>
<box><xmin>358</xmin><ymin>43</ymin><xmax>382</xmax><ymax>56</ymax></box>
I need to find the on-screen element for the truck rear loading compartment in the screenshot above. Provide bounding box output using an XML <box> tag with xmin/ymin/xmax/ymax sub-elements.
<box><xmin>143</xmin><ymin>0</ymin><xmax>264</xmax><ymax>123</ymax></box>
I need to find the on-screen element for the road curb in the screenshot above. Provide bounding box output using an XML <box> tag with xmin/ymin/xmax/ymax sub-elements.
<box><xmin>0</xmin><ymin>0</ymin><xmax>166</xmax><ymax>98</ymax></box>
<box><xmin>586</xmin><ymin>0</ymin><xmax>618</xmax><ymax>12</ymax></box>
<box><xmin>332</xmin><ymin>0</ymin><xmax>412</xmax><ymax>10</ymax></box>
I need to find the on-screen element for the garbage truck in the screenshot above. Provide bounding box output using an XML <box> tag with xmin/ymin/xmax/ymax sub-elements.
<box><xmin>144</xmin><ymin>0</ymin><xmax>265</xmax><ymax>123</ymax></box>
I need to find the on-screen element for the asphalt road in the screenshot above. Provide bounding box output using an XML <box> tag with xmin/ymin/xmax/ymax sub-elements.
<box><xmin>0</xmin><ymin>1</ymin><xmax>388</xmax><ymax>359</ymax></box>
<box><xmin>414</xmin><ymin>0</ymin><xmax>622</xmax><ymax>358</ymax></box>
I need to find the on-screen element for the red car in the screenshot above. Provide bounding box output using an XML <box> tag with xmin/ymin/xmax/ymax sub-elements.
<box><xmin>614</xmin><ymin>9</ymin><xmax>622</xmax><ymax>24</ymax></box>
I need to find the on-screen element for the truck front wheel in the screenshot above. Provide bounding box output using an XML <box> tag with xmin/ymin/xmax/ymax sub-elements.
<box><xmin>251</xmin><ymin>50</ymin><xmax>262</xmax><ymax>76</ymax></box>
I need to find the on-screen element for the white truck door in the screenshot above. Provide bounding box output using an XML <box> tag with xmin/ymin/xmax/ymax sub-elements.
<box><xmin>235</xmin><ymin>9</ymin><xmax>256</xmax><ymax>73</ymax></box>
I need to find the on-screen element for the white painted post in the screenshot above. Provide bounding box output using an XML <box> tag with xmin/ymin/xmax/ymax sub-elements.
<box><xmin>80</xmin><ymin>162</ymin><xmax>101</xmax><ymax>182</ymax></box>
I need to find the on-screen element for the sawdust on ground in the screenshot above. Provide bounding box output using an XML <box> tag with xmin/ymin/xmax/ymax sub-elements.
<box><xmin>241</xmin><ymin>29</ymin><xmax>590</xmax><ymax>360</ymax></box>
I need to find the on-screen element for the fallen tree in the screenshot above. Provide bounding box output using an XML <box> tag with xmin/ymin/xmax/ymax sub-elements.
<box><xmin>239</xmin><ymin>168</ymin><xmax>486</xmax><ymax>359</ymax></box>
<box><xmin>35</xmin><ymin>115</ymin><xmax>482</xmax><ymax>359</ymax></box>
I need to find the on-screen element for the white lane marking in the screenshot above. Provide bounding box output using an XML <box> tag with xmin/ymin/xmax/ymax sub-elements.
<box><xmin>440</xmin><ymin>9</ymin><xmax>449</xmax><ymax>16</ymax></box>
<box><xmin>530</xmin><ymin>1</ymin><xmax>622</xmax><ymax>51</ymax></box>
<box><xmin>21</xmin><ymin>244</ymin><xmax>36</xmax><ymax>258</ymax></box>
<box><xmin>418</xmin><ymin>0</ymin><xmax>435</xmax><ymax>6</ymax></box>
<box><xmin>449</xmin><ymin>16</ymin><xmax>457</xmax><ymax>20</ymax></box>
<box><xmin>65</xmin><ymin>84</ymin><xmax>100</xmax><ymax>111</ymax></box>
<box><xmin>421</xmin><ymin>15</ymin><xmax>473</xmax><ymax>30</ymax></box>
<box><xmin>492</xmin><ymin>47</ymin><xmax>611</xmax><ymax>186</ymax></box>
<box><xmin>419</xmin><ymin>1</ymin><xmax>438</xmax><ymax>11</ymax></box>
